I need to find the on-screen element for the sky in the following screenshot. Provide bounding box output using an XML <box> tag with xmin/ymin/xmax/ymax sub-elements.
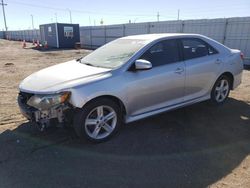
<box><xmin>1</xmin><ymin>0</ymin><xmax>250</xmax><ymax>30</ymax></box>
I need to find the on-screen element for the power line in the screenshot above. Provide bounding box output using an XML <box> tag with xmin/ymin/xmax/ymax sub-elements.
<box><xmin>0</xmin><ymin>0</ymin><xmax>7</xmax><ymax>31</ymax></box>
<box><xmin>4</xmin><ymin>0</ymin><xmax>250</xmax><ymax>29</ymax></box>
<box><xmin>7</xmin><ymin>0</ymin><xmax>157</xmax><ymax>18</ymax></box>
<box><xmin>8</xmin><ymin>0</ymin><xmax>249</xmax><ymax>22</ymax></box>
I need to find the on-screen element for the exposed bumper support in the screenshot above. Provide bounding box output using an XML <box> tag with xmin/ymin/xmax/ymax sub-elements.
<box><xmin>18</xmin><ymin>94</ymin><xmax>73</xmax><ymax>131</ymax></box>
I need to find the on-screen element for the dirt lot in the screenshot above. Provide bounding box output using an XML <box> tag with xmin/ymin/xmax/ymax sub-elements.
<box><xmin>0</xmin><ymin>39</ymin><xmax>249</xmax><ymax>188</ymax></box>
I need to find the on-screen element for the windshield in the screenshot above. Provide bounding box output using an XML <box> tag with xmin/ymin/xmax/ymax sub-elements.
<box><xmin>81</xmin><ymin>38</ymin><xmax>148</xmax><ymax>69</ymax></box>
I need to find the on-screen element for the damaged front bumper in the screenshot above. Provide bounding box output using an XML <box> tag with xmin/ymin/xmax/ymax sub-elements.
<box><xmin>18</xmin><ymin>92</ymin><xmax>73</xmax><ymax>131</ymax></box>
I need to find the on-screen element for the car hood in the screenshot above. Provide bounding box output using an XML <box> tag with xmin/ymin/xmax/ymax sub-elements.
<box><xmin>19</xmin><ymin>60</ymin><xmax>112</xmax><ymax>94</ymax></box>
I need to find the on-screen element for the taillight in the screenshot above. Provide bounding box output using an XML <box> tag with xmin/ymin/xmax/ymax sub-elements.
<box><xmin>240</xmin><ymin>52</ymin><xmax>244</xmax><ymax>60</ymax></box>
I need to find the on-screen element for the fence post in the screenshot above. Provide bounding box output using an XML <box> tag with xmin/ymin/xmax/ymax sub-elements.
<box><xmin>181</xmin><ymin>20</ymin><xmax>184</xmax><ymax>33</ymax></box>
<box><xmin>147</xmin><ymin>22</ymin><xmax>151</xmax><ymax>34</ymax></box>
<box><xmin>123</xmin><ymin>24</ymin><xmax>126</xmax><ymax>37</ymax></box>
<box><xmin>104</xmin><ymin>25</ymin><xmax>107</xmax><ymax>44</ymax></box>
<box><xmin>222</xmin><ymin>18</ymin><xmax>229</xmax><ymax>45</ymax></box>
<box><xmin>90</xmin><ymin>26</ymin><xmax>93</xmax><ymax>49</ymax></box>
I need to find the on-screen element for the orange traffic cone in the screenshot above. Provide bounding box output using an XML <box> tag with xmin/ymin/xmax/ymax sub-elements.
<box><xmin>44</xmin><ymin>41</ymin><xmax>48</xmax><ymax>49</ymax></box>
<box><xmin>36</xmin><ymin>40</ymin><xmax>40</xmax><ymax>49</ymax></box>
<box><xmin>22</xmin><ymin>40</ymin><xmax>26</xmax><ymax>48</ymax></box>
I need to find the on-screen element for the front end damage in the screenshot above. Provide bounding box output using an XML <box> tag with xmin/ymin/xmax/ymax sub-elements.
<box><xmin>18</xmin><ymin>92</ymin><xmax>74</xmax><ymax>131</ymax></box>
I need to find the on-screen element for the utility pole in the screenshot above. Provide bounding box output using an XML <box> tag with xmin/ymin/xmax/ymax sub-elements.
<box><xmin>100</xmin><ymin>18</ymin><xmax>104</xmax><ymax>25</ymax></box>
<box><xmin>157</xmin><ymin>12</ymin><xmax>160</xmax><ymax>22</ymax></box>
<box><xmin>67</xmin><ymin>9</ymin><xmax>72</xmax><ymax>23</ymax></box>
<box><xmin>177</xmin><ymin>9</ymin><xmax>180</xmax><ymax>20</ymax></box>
<box><xmin>31</xmin><ymin>14</ymin><xmax>34</xmax><ymax>29</ymax></box>
<box><xmin>55</xmin><ymin>13</ymin><xmax>58</xmax><ymax>23</ymax></box>
<box><xmin>0</xmin><ymin>0</ymin><xmax>7</xmax><ymax>31</ymax></box>
<box><xmin>89</xmin><ymin>16</ymin><xmax>91</xmax><ymax>26</ymax></box>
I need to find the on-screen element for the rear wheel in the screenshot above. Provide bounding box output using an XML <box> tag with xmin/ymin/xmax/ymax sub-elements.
<box><xmin>73</xmin><ymin>98</ymin><xmax>122</xmax><ymax>143</ymax></box>
<box><xmin>211</xmin><ymin>75</ymin><xmax>231</xmax><ymax>104</ymax></box>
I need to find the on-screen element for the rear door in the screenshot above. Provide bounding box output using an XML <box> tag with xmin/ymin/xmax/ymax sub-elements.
<box><xmin>180</xmin><ymin>38</ymin><xmax>223</xmax><ymax>101</ymax></box>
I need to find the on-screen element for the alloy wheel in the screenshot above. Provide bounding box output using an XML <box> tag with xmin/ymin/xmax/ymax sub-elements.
<box><xmin>214</xmin><ymin>79</ymin><xmax>230</xmax><ymax>103</ymax></box>
<box><xmin>84</xmin><ymin>105</ymin><xmax>117</xmax><ymax>140</ymax></box>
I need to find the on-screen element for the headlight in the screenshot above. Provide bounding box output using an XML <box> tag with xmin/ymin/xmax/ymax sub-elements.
<box><xmin>27</xmin><ymin>92</ymin><xmax>70</xmax><ymax>110</ymax></box>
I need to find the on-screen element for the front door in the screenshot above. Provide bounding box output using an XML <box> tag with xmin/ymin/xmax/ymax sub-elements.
<box><xmin>125</xmin><ymin>39</ymin><xmax>185</xmax><ymax>116</ymax></box>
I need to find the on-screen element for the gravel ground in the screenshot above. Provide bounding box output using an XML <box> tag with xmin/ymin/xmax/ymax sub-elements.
<box><xmin>0</xmin><ymin>39</ymin><xmax>249</xmax><ymax>188</ymax></box>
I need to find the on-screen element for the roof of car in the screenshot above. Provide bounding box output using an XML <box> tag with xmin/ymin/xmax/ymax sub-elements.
<box><xmin>121</xmin><ymin>33</ymin><xmax>231</xmax><ymax>54</ymax></box>
<box><xmin>122</xmin><ymin>33</ymin><xmax>203</xmax><ymax>41</ymax></box>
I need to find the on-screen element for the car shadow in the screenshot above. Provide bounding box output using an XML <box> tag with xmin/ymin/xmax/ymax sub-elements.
<box><xmin>0</xmin><ymin>98</ymin><xmax>249</xmax><ymax>188</ymax></box>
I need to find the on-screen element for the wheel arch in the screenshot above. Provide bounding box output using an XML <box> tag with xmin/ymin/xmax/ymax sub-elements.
<box><xmin>217</xmin><ymin>72</ymin><xmax>234</xmax><ymax>90</ymax></box>
<box><xmin>80</xmin><ymin>95</ymin><xmax>127</xmax><ymax>117</ymax></box>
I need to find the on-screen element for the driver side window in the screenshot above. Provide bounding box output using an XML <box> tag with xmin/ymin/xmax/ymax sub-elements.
<box><xmin>140</xmin><ymin>39</ymin><xmax>180</xmax><ymax>67</ymax></box>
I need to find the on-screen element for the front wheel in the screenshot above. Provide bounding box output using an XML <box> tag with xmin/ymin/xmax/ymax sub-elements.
<box><xmin>73</xmin><ymin>98</ymin><xmax>122</xmax><ymax>143</ymax></box>
<box><xmin>211</xmin><ymin>75</ymin><xmax>231</xmax><ymax>104</ymax></box>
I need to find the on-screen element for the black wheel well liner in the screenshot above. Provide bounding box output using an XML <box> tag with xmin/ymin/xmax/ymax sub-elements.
<box><xmin>82</xmin><ymin>95</ymin><xmax>127</xmax><ymax>116</ymax></box>
<box><xmin>219</xmin><ymin>72</ymin><xmax>234</xmax><ymax>89</ymax></box>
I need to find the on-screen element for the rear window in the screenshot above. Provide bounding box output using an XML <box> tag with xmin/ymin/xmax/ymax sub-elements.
<box><xmin>182</xmin><ymin>38</ymin><xmax>218</xmax><ymax>60</ymax></box>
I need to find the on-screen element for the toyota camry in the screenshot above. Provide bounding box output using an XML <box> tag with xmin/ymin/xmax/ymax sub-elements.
<box><xmin>18</xmin><ymin>34</ymin><xmax>244</xmax><ymax>142</ymax></box>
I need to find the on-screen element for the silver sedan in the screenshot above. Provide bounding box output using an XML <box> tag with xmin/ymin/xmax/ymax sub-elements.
<box><xmin>18</xmin><ymin>34</ymin><xmax>244</xmax><ymax>142</ymax></box>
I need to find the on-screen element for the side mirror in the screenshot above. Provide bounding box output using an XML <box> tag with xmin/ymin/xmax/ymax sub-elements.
<box><xmin>135</xmin><ymin>59</ymin><xmax>152</xmax><ymax>70</ymax></box>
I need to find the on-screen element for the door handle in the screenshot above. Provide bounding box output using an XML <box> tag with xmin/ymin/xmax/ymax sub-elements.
<box><xmin>174</xmin><ymin>68</ymin><xmax>184</xmax><ymax>74</ymax></box>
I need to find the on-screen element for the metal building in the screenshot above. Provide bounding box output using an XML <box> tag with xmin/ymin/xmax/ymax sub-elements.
<box><xmin>39</xmin><ymin>23</ymin><xmax>80</xmax><ymax>48</ymax></box>
<box><xmin>0</xmin><ymin>31</ymin><xmax>4</xmax><ymax>39</ymax></box>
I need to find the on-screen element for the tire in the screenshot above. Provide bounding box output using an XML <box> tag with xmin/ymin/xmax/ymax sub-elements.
<box><xmin>211</xmin><ymin>75</ymin><xmax>231</xmax><ymax>104</ymax></box>
<box><xmin>73</xmin><ymin>98</ymin><xmax>122</xmax><ymax>143</ymax></box>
